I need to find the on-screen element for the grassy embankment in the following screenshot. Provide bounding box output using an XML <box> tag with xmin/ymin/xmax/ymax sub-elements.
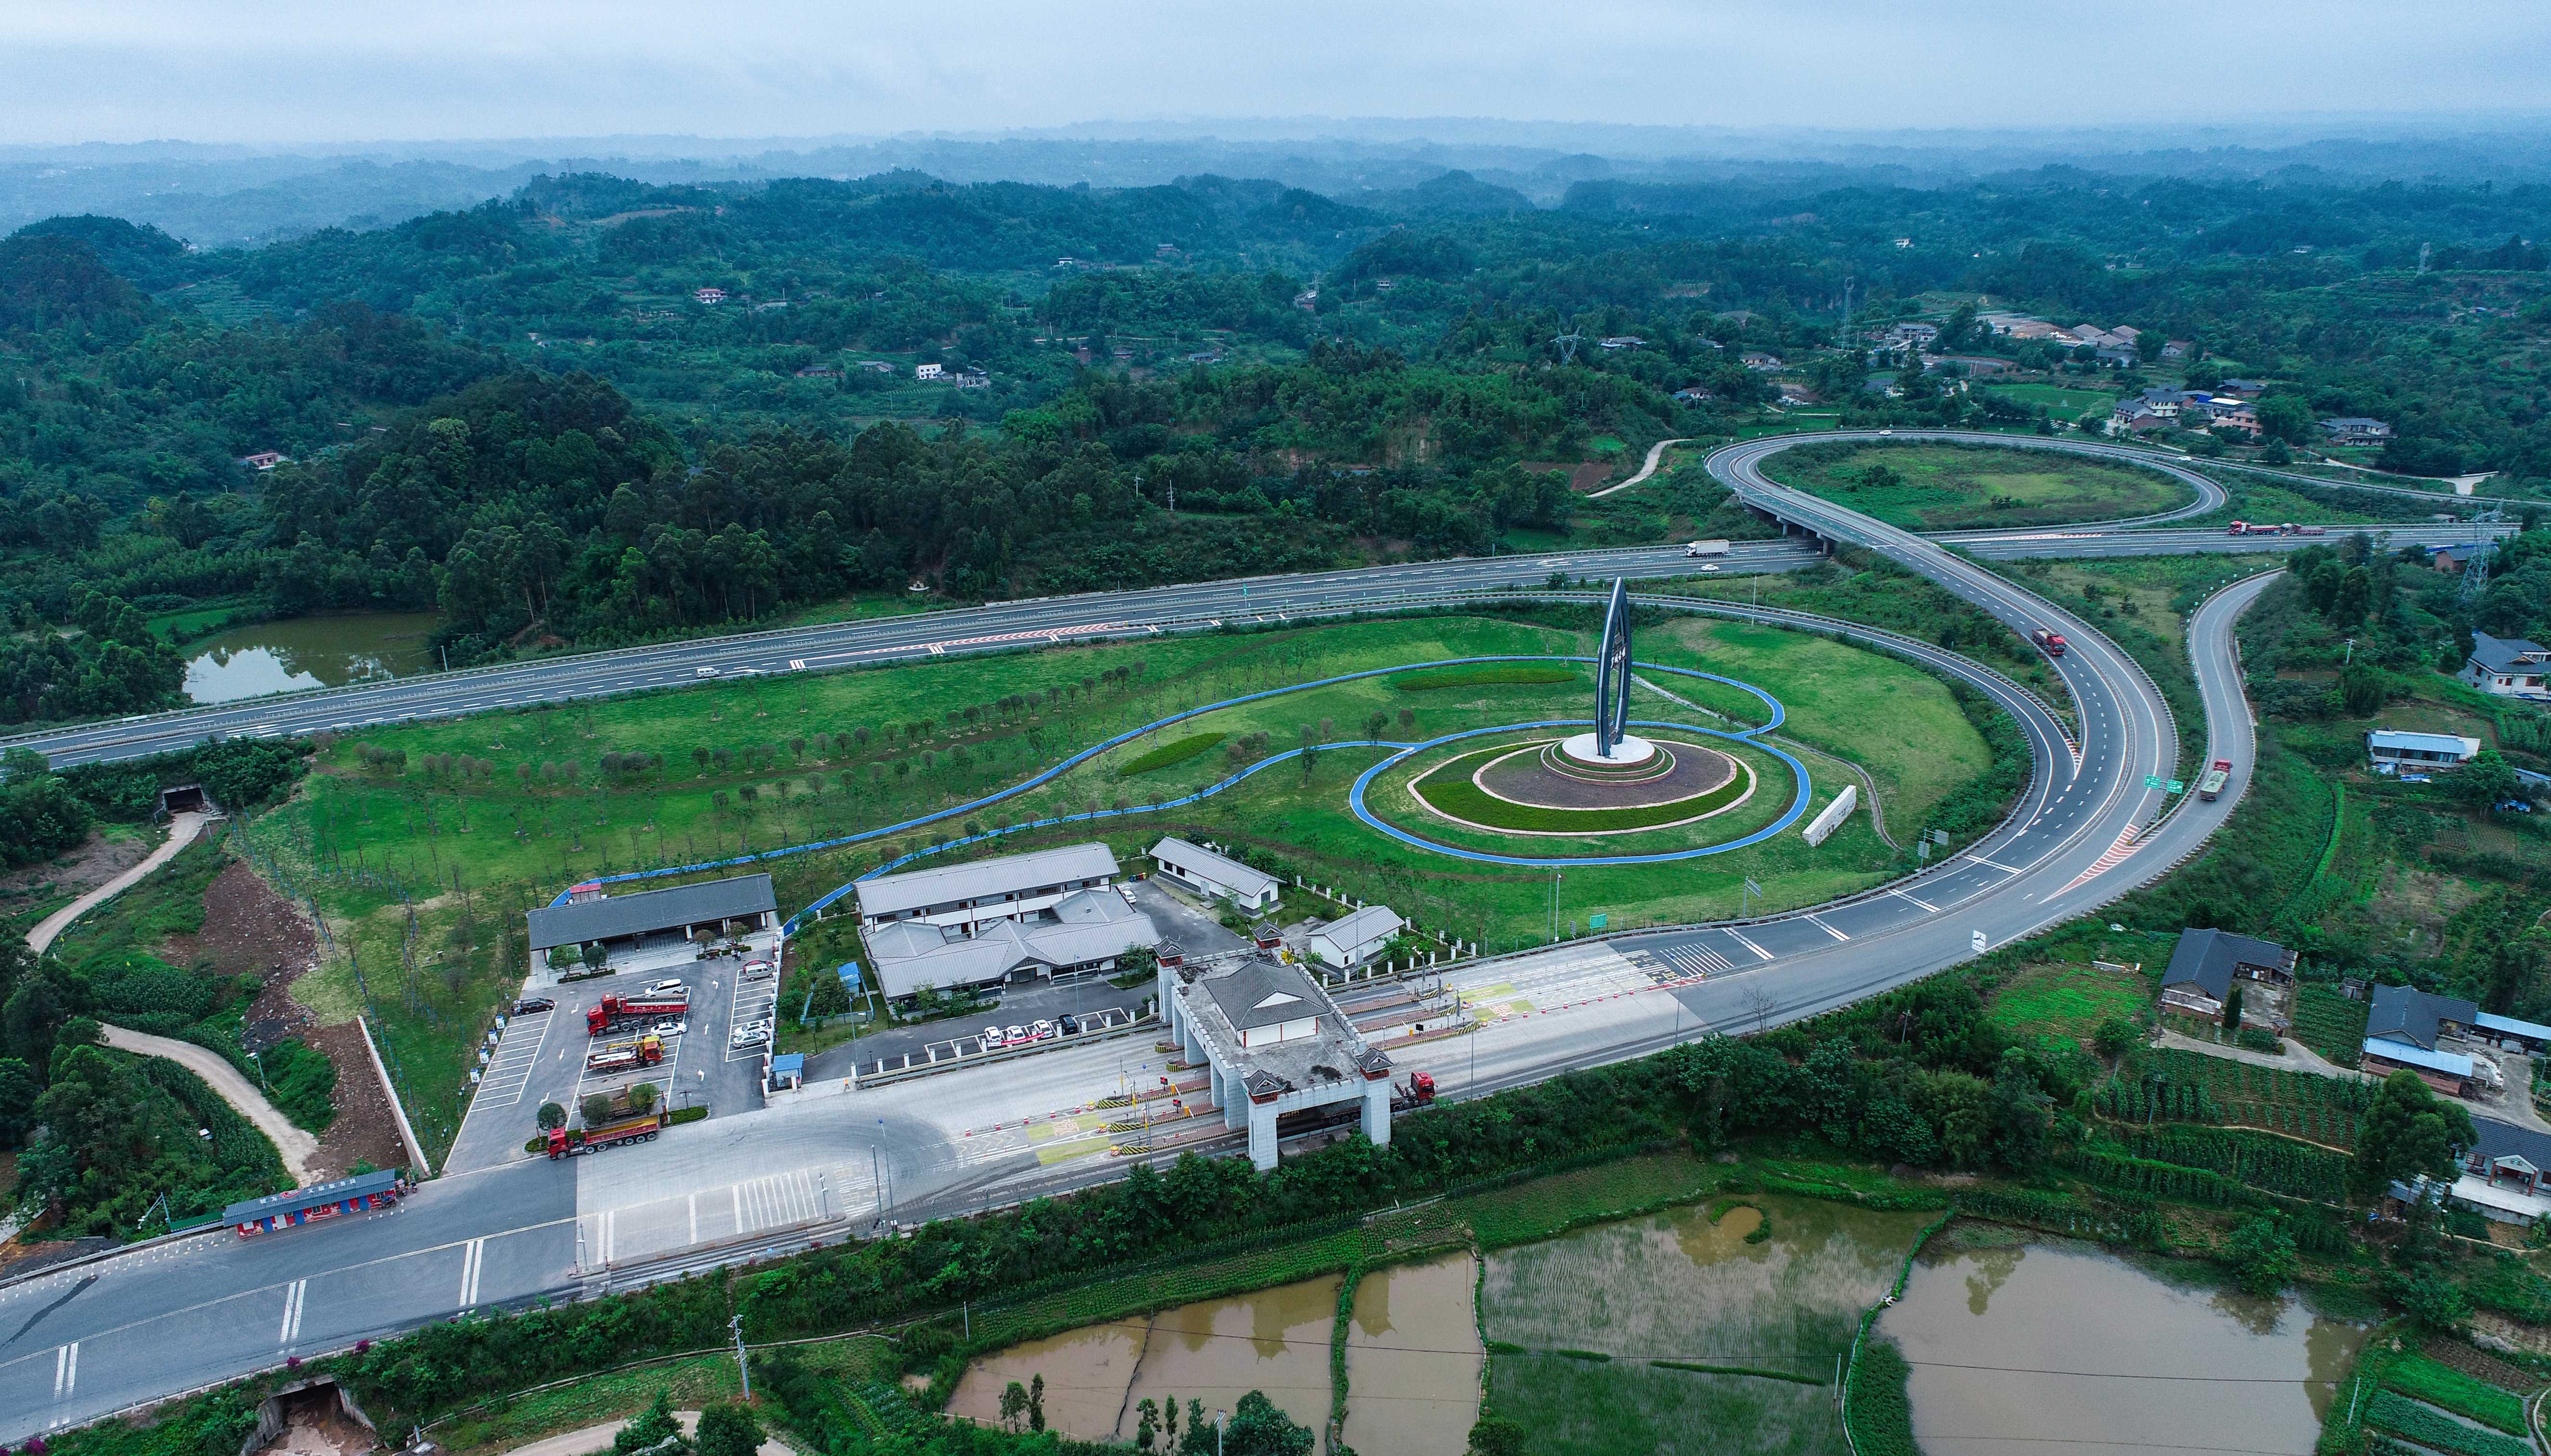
<box><xmin>236</xmin><ymin>609</ymin><xmax>2000</xmax><ymax>1159</ymax></box>
<box><xmin>1761</xmin><ymin>440</ymin><xmax>2190</xmax><ymax>531</ymax></box>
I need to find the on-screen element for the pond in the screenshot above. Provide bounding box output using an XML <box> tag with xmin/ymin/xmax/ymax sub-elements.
<box><xmin>1879</xmin><ymin>1237</ymin><xmax>2368</xmax><ymax>1456</ymax></box>
<box><xmin>1341</xmin><ymin>1255</ymin><xmax>1483</xmax><ymax>1456</ymax></box>
<box><xmin>181</xmin><ymin>612</ymin><xmax>441</xmax><ymax>703</ymax></box>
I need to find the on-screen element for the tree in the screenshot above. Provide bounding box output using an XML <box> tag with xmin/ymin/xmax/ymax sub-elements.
<box><xmin>999</xmin><ymin>1381</ymin><xmax>1029</xmax><ymax>1431</ymax></box>
<box><xmin>2093</xmin><ymin>1018</ymin><xmax>2140</xmax><ymax>1060</ymax></box>
<box><xmin>1206</xmin><ymin>1391</ymin><xmax>1311</xmax><ymax>1456</ymax></box>
<box><xmin>2350</xmin><ymin>1069</ymin><xmax>2476</xmax><ymax>1204</ymax></box>
<box><xmin>2255</xmin><ymin>394</ymin><xmax>2315</xmax><ymax>445</ymax></box>
<box><xmin>0</xmin><ymin>1055</ymin><xmax>38</xmax><ymax>1145</ymax></box>
<box><xmin>1136</xmin><ymin>1398</ymin><xmax>1161</xmax><ymax>1451</ymax></box>
<box><xmin>692</xmin><ymin>1403</ymin><xmax>761</xmax><ymax>1456</ymax></box>
<box><xmin>536</xmin><ymin>1101</ymin><xmax>567</xmax><ymax>1132</ymax></box>
<box><xmin>1028</xmin><ymin>1372</ymin><xmax>1046</xmax><ymax>1431</ymax></box>
<box><xmin>2383</xmin><ymin>1267</ymin><xmax>2469</xmax><ymax>1331</ymax></box>
<box><xmin>2222</xmin><ymin>982</ymin><xmax>2245</xmax><ymax>1032</ymax></box>
<box><xmin>580</xmin><ymin>1092</ymin><xmax>613</xmax><ymax>1127</ymax></box>
<box><xmin>2225</xmin><ymin>1212</ymin><xmax>2299</xmax><ymax>1296</ymax></box>
<box><xmin>614</xmin><ymin>1393</ymin><xmax>686</xmax><ymax>1456</ymax></box>
<box><xmin>627</xmin><ymin>1080</ymin><xmax>659</xmax><ymax>1113</ymax></box>
<box><xmin>2456</xmin><ymin>749</ymin><xmax>2521</xmax><ymax>809</ymax></box>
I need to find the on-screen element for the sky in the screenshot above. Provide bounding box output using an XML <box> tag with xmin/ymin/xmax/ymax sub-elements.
<box><xmin>4</xmin><ymin>0</ymin><xmax>2549</xmax><ymax>147</ymax></box>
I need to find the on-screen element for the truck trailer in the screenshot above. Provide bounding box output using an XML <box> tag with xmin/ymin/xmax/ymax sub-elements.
<box><xmin>587</xmin><ymin>990</ymin><xmax>690</xmax><ymax>1035</ymax></box>
<box><xmin>2029</xmin><ymin>628</ymin><xmax>2068</xmax><ymax>657</ymax></box>
<box><xmin>2198</xmin><ymin>759</ymin><xmax>2232</xmax><ymax>802</ymax></box>
<box><xmin>546</xmin><ymin>1110</ymin><xmax>667</xmax><ymax>1158</ymax></box>
<box><xmin>583</xmin><ymin>1033</ymin><xmax>665</xmax><ymax>1074</ymax></box>
<box><xmin>1684</xmin><ymin>539</ymin><xmax>1730</xmax><ymax>558</ymax></box>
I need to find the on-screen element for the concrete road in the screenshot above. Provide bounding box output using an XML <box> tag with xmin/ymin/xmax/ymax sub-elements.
<box><xmin>0</xmin><ymin>429</ymin><xmax>2280</xmax><ymax>1443</ymax></box>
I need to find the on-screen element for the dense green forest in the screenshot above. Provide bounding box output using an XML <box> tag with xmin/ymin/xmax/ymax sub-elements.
<box><xmin>1</xmin><ymin>162</ymin><xmax>2550</xmax><ymax>717</ymax></box>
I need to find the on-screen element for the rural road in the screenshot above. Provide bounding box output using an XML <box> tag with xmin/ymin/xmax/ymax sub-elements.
<box><xmin>27</xmin><ymin>811</ymin><xmax>208</xmax><ymax>955</ymax></box>
<box><xmin>1585</xmin><ymin>436</ymin><xmax>1693</xmax><ymax>498</ymax></box>
<box><xmin>96</xmin><ymin>1025</ymin><xmax>324</xmax><ymax>1186</ymax></box>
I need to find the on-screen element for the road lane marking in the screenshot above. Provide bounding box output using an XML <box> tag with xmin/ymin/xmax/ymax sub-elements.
<box><xmin>1969</xmin><ymin>855</ymin><xmax>2021</xmax><ymax>874</ymax></box>
<box><xmin>1725</xmin><ymin>929</ymin><xmax>1774</xmax><ymax>961</ymax></box>
<box><xmin>1891</xmin><ymin>888</ymin><xmax>1939</xmax><ymax>913</ymax></box>
<box><xmin>1804</xmin><ymin>913</ymin><xmax>1848</xmax><ymax>941</ymax></box>
<box><xmin>277</xmin><ymin>1279</ymin><xmax>306</xmax><ymax>1346</ymax></box>
<box><xmin>457</xmin><ymin>1239</ymin><xmax>484</xmax><ymax>1309</ymax></box>
<box><xmin>689</xmin><ymin>1192</ymin><xmax>699</xmax><ymax>1245</ymax></box>
<box><xmin>52</xmin><ymin>1341</ymin><xmax>75</xmax><ymax>1400</ymax></box>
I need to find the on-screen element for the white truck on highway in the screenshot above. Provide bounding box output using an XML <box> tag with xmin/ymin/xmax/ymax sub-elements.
<box><xmin>1684</xmin><ymin>540</ymin><xmax>1730</xmax><ymax>558</ymax></box>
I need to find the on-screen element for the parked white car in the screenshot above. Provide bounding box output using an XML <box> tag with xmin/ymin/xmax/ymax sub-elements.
<box><xmin>740</xmin><ymin>960</ymin><xmax>775</xmax><ymax>980</ymax></box>
<box><xmin>651</xmin><ymin>1018</ymin><xmax>687</xmax><ymax>1037</ymax></box>
<box><xmin>641</xmin><ymin>979</ymin><xmax>689</xmax><ymax>997</ymax></box>
<box><xmin>730</xmin><ymin>1024</ymin><xmax>770</xmax><ymax>1047</ymax></box>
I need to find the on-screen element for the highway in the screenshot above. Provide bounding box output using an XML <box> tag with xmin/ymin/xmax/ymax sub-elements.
<box><xmin>0</xmin><ymin>428</ymin><xmax>2304</xmax><ymax>1441</ymax></box>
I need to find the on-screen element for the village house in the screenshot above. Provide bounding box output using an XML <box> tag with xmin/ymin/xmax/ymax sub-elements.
<box><xmin>2321</xmin><ymin>416</ymin><xmax>2394</xmax><ymax>447</ymax></box>
<box><xmin>2366</xmin><ymin>729</ymin><xmax>2481</xmax><ymax>772</ymax></box>
<box><xmin>235</xmin><ymin>451</ymin><xmax>289</xmax><ymax>471</ymax></box>
<box><xmin>2364</xmin><ymin>983</ymin><xmax>2480</xmax><ymax>1095</ymax></box>
<box><xmin>2158</xmin><ymin>929</ymin><xmax>2298</xmax><ymax>1029</ymax></box>
<box><xmin>693</xmin><ymin>287</ymin><xmax>727</xmax><ymax>305</ymax></box>
<box><xmin>2460</xmin><ymin>630</ymin><xmax>2551</xmax><ymax>700</ymax></box>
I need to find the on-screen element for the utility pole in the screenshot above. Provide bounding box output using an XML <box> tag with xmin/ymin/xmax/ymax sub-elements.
<box><xmin>729</xmin><ymin>1312</ymin><xmax>752</xmax><ymax>1399</ymax></box>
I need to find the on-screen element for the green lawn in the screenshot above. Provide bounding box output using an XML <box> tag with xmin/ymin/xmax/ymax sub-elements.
<box><xmin>1987</xmin><ymin>959</ymin><xmax>2152</xmax><ymax>1044</ymax></box>
<box><xmin>248</xmin><ymin>609</ymin><xmax>1999</xmax><ymax>1160</ymax></box>
<box><xmin>1761</xmin><ymin>441</ymin><xmax>2190</xmax><ymax>530</ymax></box>
<box><xmin>1983</xmin><ymin>382</ymin><xmax>2120</xmax><ymax>419</ymax></box>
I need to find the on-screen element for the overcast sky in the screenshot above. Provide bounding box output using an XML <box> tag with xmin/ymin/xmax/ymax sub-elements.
<box><xmin>5</xmin><ymin>0</ymin><xmax>2548</xmax><ymax>147</ymax></box>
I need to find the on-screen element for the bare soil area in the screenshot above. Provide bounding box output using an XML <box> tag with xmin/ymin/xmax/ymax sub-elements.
<box><xmin>196</xmin><ymin>859</ymin><xmax>408</xmax><ymax>1178</ymax></box>
<box><xmin>0</xmin><ymin>827</ymin><xmax>153</xmax><ymax>932</ymax></box>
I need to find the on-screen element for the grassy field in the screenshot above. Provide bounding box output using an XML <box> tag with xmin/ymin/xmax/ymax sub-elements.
<box><xmin>1986</xmin><ymin>958</ymin><xmax>2153</xmax><ymax>1045</ymax></box>
<box><xmin>237</xmin><ymin>609</ymin><xmax>1996</xmax><ymax>1159</ymax></box>
<box><xmin>1982</xmin><ymin>382</ymin><xmax>2121</xmax><ymax>419</ymax></box>
<box><xmin>1400</xmin><ymin>735</ymin><xmax>1773</xmax><ymax>838</ymax></box>
<box><xmin>1762</xmin><ymin>441</ymin><xmax>2189</xmax><ymax>530</ymax></box>
<box><xmin>432</xmin><ymin>1337</ymin><xmax>896</xmax><ymax>1456</ymax></box>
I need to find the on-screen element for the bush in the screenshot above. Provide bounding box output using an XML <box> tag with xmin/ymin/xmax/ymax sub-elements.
<box><xmin>1117</xmin><ymin>732</ymin><xmax>1225</xmax><ymax>777</ymax></box>
<box><xmin>2236</xmin><ymin>1027</ymin><xmax>2283</xmax><ymax>1054</ymax></box>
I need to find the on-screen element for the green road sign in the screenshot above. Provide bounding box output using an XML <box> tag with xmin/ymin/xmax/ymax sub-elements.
<box><xmin>1589</xmin><ymin>913</ymin><xmax>1608</xmax><ymax>929</ymax></box>
<box><xmin>2166</xmin><ymin>779</ymin><xmax>2185</xmax><ymax>794</ymax></box>
<box><xmin>2143</xmin><ymin>775</ymin><xmax>2165</xmax><ymax>790</ymax></box>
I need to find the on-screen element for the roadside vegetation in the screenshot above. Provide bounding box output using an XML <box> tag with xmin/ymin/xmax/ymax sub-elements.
<box><xmin>1761</xmin><ymin>439</ymin><xmax>2192</xmax><ymax>531</ymax></box>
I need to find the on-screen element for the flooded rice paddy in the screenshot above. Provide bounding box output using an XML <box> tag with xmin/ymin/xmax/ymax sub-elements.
<box><xmin>951</xmin><ymin>1276</ymin><xmax>1342</xmax><ymax>1441</ymax></box>
<box><xmin>181</xmin><ymin>612</ymin><xmax>440</xmax><ymax>703</ymax></box>
<box><xmin>1341</xmin><ymin>1255</ymin><xmax>1484</xmax><ymax>1456</ymax></box>
<box><xmin>1483</xmin><ymin>1195</ymin><xmax>1935</xmax><ymax>1456</ymax></box>
<box><xmin>1880</xmin><ymin>1237</ymin><xmax>2368</xmax><ymax>1456</ymax></box>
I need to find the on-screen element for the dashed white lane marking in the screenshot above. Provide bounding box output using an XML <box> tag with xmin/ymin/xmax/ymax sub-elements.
<box><xmin>456</xmin><ymin>1239</ymin><xmax>484</xmax><ymax>1309</ymax></box>
<box><xmin>277</xmin><ymin>1279</ymin><xmax>306</xmax><ymax>1347</ymax></box>
<box><xmin>1726</xmin><ymin>929</ymin><xmax>1774</xmax><ymax>961</ymax></box>
<box><xmin>1891</xmin><ymin>888</ymin><xmax>1939</xmax><ymax>913</ymax></box>
<box><xmin>52</xmin><ymin>1341</ymin><xmax>76</xmax><ymax>1401</ymax></box>
<box><xmin>689</xmin><ymin>1192</ymin><xmax>699</xmax><ymax>1246</ymax></box>
<box><xmin>1805</xmin><ymin>913</ymin><xmax>1849</xmax><ymax>941</ymax></box>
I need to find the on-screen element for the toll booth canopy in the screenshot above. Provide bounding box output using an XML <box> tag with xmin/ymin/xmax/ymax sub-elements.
<box><xmin>222</xmin><ymin>1169</ymin><xmax>404</xmax><ymax>1235</ymax></box>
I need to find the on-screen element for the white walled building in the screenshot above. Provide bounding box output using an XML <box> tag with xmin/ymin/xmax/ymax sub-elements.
<box><xmin>1162</xmin><ymin>955</ymin><xmax>1394</xmax><ymax>1170</ymax></box>
<box><xmin>1308</xmin><ymin>905</ymin><xmax>1405</xmax><ymax>968</ymax></box>
<box><xmin>854</xmin><ymin>843</ymin><xmax>1120</xmax><ymax>936</ymax></box>
<box><xmin>1150</xmin><ymin>837</ymin><xmax>1281</xmax><ymax>911</ymax></box>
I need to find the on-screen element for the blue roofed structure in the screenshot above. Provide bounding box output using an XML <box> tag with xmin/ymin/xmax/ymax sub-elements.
<box><xmin>2476</xmin><ymin>1011</ymin><xmax>2551</xmax><ymax>1048</ymax></box>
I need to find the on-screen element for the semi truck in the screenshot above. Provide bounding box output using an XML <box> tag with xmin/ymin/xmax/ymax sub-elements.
<box><xmin>584</xmin><ymin>1033</ymin><xmax>665</xmax><ymax>1075</ymax></box>
<box><xmin>2198</xmin><ymin>759</ymin><xmax>2232</xmax><ymax>802</ymax></box>
<box><xmin>2226</xmin><ymin>521</ymin><xmax>2328</xmax><ymax>537</ymax></box>
<box><xmin>545</xmin><ymin>1109</ymin><xmax>667</xmax><ymax>1158</ymax></box>
<box><xmin>587</xmin><ymin>990</ymin><xmax>690</xmax><ymax>1035</ymax></box>
<box><xmin>1684</xmin><ymin>540</ymin><xmax>1731</xmax><ymax>558</ymax></box>
<box><xmin>2029</xmin><ymin>628</ymin><xmax>2068</xmax><ymax>657</ymax></box>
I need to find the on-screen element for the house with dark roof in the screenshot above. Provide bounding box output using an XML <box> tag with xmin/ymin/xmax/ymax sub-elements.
<box><xmin>2158</xmin><ymin>929</ymin><xmax>2297</xmax><ymax>1027</ymax></box>
<box><xmin>2321</xmin><ymin>416</ymin><xmax>2393</xmax><ymax>446</ymax></box>
<box><xmin>2458</xmin><ymin>1116</ymin><xmax>2551</xmax><ymax>1220</ymax></box>
<box><xmin>526</xmin><ymin>874</ymin><xmax>777</xmax><ymax>967</ymax></box>
<box><xmin>2460</xmin><ymin>630</ymin><xmax>2551</xmax><ymax>700</ymax></box>
<box><xmin>2367</xmin><ymin>983</ymin><xmax>2477</xmax><ymax>1052</ymax></box>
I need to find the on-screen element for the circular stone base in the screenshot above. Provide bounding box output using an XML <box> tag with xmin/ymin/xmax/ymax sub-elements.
<box><xmin>1476</xmin><ymin>738</ymin><xmax>1741</xmax><ymax>811</ymax></box>
<box><xmin>1557</xmin><ymin>731</ymin><xmax>1658</xmax><ymax>772</ymax></box>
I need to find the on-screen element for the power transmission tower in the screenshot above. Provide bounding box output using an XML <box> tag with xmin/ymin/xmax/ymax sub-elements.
<box><xmin>1840</xmin><ymin>276</ymin><xmax>1855</xmax><ymax>341</ymax></box>
<box><xmin>1551</xmin><ymin>331</ymin><xmax>1584</xmax><ymax>365</ymax></box>
<box><xmin>2418</xmin><ymin>242</ymin><xmax>2433</xmax><ymax>276</ymax></box>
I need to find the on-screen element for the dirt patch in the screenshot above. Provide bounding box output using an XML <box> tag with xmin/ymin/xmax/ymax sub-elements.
<box><xmin>203</xmin><ymin>860</ymin><xmax>407</xmax><ymax>1179</ymax></box>
<box><xmin>1521</xmin><ymin>460</ymin><xmax>1618</xmax><ymax>494</ymax></box>
<box><xmin>0</xmin><ymin>827</ymin><xmax>154</xmax><ymax>930</ymax></box>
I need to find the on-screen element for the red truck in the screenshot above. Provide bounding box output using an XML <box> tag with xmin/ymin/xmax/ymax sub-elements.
<box><xmin>587</xmin><ymin>991</ymin><xmax>689</xmax><ymax>1035</ymax></box>
<box><xmin>584</xmin><ymin>1033</ymin><xmax>665</xmax><ymax>1075</ymax></box>
<box><xmin>545</xmin><ymin>1110</ymin><xmax>667</xmax><ymax>1158</ymax></box>
<box><xmin>2029</xmin><ymin>628</ymin><xmax>2068</xmax><ymax>657</ymax></box>
<box><xmin>2198</xmin><ymin>759</ymin><xmax>2232</xmax><ymax>802</ymax></box>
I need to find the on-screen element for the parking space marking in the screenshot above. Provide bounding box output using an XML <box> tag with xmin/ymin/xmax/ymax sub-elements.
<box><xmin>475</xmin><ymin>1011</ymin><xmax>553</xmax><ymax>1108</ymax></box>
<box><xmin>724</xmin><ymin>949</ymin><xmax>780</xmax><ymax>1062</ymax></box>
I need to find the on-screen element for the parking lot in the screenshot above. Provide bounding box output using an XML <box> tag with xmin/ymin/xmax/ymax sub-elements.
<box><xmin>444</xmin><ymin>928</ymin><xmax>780</xmax><ymax>1175</ymax></box>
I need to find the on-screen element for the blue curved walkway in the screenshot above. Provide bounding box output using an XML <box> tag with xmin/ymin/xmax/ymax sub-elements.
<box><xmin>524</xmin><ymin>653</ymin><xmax>1804</xmax><ymax>930</ymax></box>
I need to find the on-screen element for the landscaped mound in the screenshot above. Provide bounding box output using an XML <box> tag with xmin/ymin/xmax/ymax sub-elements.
<box><xmin>1412</xmin><ymin>738</ymin><xmax>1755</xmax><ymax>835</ymax></box>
